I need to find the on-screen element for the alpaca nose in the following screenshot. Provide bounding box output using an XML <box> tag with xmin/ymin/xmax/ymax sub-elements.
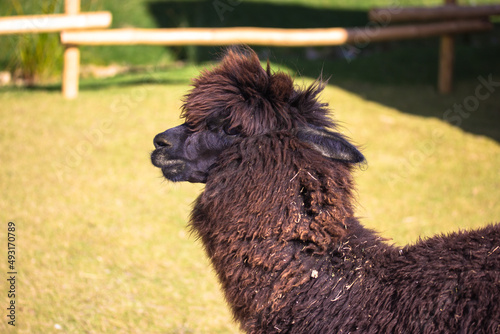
<box><xmin>154</xmin><ymin>133</ymin><xmax>173</xmax><ymax>149</ymax></box>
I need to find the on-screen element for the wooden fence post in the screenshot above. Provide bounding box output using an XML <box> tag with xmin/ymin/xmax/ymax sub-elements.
<box><xmin>62</xmin><ymin>0</ymin><xmax>80</xmax><ymax>99</ymax></box>
<box><xmin>438</xmin><ymin>0</ymin><xmax>456</xmax><ymax>94</ymax></box>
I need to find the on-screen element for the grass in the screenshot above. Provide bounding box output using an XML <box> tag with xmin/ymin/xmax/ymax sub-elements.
<box><xmin>1</xmin><ymin>66</ymin><xmax>499</xmax><ymax>333</ymax></box>
<box><xmin>0</xmin><ymin>0</ymin><xmax>499</xmax><ymax>332</ymax></box>
<box><xmin>0</xmin><ymin>84</ymin><xmax>237</xmax><ymax>333</ymax></box>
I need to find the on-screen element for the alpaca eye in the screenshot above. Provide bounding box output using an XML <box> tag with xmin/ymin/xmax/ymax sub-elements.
<box><xmin>206</xmin><ymin>121</ymin><xmax>218</xmax><ymax>131</ymax></box>
<box><xmin>223</xmin><ymin>125</ymin><xmax>241</xmax><ymax>136</ymax></box>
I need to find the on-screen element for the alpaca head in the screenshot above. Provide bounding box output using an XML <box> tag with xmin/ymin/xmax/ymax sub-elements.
<box><xmin>151</xmin><ymin>47</ymin><xmax>364</xmax><ymax>183</ymax></box>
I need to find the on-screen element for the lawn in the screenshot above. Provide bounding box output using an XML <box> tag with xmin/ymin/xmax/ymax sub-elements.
<box><xmin>1</xmin><ymin>0</ymin><xmax>500</xmax><ymax>333</ymax></box>
<box><xmin>1</xmin><ymin>64</ymin><xmax>499</xmax><ymax>333</ymax></box>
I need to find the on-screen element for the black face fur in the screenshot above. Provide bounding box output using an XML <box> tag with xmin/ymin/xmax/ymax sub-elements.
<box><xmin>151</xmin><ymin>47</ymin><xmax>364</xmax><ymax>183</ymax></box>
<box><xmin>151</xmin><ymin>123</ymin><xmax>238</xmax><ymax>183</ymax></box>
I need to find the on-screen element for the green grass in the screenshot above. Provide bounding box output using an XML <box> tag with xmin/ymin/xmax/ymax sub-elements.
<box><xmin>1</xmin><ymin>67</ymin><xmax>500</xmax><ymax>332</ymax></box>
<box><xmin>0</xmin><ymin>0</ymin><xmax>499</xmax><ymax>332</ymax></box>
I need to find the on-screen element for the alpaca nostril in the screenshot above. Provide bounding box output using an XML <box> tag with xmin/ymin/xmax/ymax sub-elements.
<box><xmin>154</xmin><ymin>134</ymin><xmax>172</xmax><ymax>149</ymax></box>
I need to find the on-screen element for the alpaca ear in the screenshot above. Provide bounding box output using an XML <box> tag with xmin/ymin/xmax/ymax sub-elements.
<box><xmin>297</xmin><ymin>127</ymin><xmax>365</xmax><ymax>163</ymax></box>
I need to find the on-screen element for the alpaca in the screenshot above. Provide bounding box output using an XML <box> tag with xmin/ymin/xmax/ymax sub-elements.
<box><xmin>151</xmin><ymin>47</ymin><xmax>500</xmax><ymax>333</ymax></box>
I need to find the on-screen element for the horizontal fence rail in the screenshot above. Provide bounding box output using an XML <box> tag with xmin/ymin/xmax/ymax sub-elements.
<box><xmin>369</xmin><ymin>4</ymin><xmax>500</xmax><ymax>23</ymax></box>
<box><xmin>0</xmin><ymin>12</ymin><xmax>111</xmax><ymax>35</ymax></box>
<box><xmin>60</xmin><ymin>20</ymin><xmax>492</xmax><ymax>46</ymax></box>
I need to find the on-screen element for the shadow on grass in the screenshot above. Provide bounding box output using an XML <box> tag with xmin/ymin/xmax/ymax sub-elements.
<box><xmin>146</xmin><ymin>0</ymin><xmax>368</xmax><ymax>61</ymax></box>
<box><xmin>4</xmin><ymin>1</ymin><xmax>499</xmax><ymax>143</ymax></box>
<box><xmin>0</xmin><ymin>77</ymin><xmax>189</xmax><ymax>93</ymax></box>
<box><xmin>282</xmin><ymin>34</ymin><xmax>500</xmax><ymax>143</ymax></box>
<box><xmin>148</xmin><ymin>1</ymin><xmax>500</xmax><ymax>143</ymax></box>
<box><xmin>148</xmin><ymin>0</ymin><xmax>368</xmax><ymax>29</ymax></box>
<box><xmin>6</xmin><ymin>36</ymin><xmax>498</xmax><ymax>143</ymax></box>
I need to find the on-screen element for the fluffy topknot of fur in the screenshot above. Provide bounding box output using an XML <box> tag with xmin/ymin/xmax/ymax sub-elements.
<box><xmin>182</xmin><ymin>47</ymin><xmax>334</xmax><ymax>136</ymax></box>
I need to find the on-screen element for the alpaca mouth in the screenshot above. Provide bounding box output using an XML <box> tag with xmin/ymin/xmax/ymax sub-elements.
<box><xmin>151</xmin><ymin>150</ymin><xmax>186</xmax><ymax>178</ymax></box>
<box><xmin>160</xmin><ymin>160</ymin><xmax>186</xmax><ymax>178</ymax></box>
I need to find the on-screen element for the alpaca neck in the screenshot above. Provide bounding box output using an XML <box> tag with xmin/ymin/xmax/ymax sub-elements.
<box><xmin>194</xmin><ymin>134</ymin><xmax>360</xmax><ymax>253</ymax></box>
<box><xmin>189</xmin><ymin>135</ymin><xmax>385</xmax><ymax>326</ymax></box>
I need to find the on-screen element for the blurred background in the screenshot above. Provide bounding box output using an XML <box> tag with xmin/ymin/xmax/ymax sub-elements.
<box><xmin>1</xmin><ymin>0</ymin><xmax>499</xmax><ymax>333</ymax></box>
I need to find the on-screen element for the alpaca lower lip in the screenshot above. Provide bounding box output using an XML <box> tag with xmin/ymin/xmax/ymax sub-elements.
<box><xmin>160</xmin><ymin>160</ymin><xmax>186</xmax><ymax>177</ymax></box>
<box><xmin>160</xmin><ymin>159</ymin><xmax>185</xmax><ymax>167</ymax></box>
<box><xmin>151</xmin><ymin>150</ymin><xmax>181</xmax><ymax>168</ymax></box>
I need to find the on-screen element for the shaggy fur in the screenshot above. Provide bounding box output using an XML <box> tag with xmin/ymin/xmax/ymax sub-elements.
<box><xmin>152</xmin><ymin>47</ymin><xmax>500</xmax><ymax>333</ymax></box>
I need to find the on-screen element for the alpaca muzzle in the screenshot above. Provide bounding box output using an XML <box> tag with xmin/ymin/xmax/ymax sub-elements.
<box><xmin>151</xmin><ymin>131</ymin><xmax>186</xmax><ymax>178</ymax></box>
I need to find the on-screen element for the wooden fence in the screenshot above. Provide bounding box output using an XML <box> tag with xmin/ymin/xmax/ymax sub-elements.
<box><xmin>0</xmin><ymin>12</ymin><xmax>111</xmax><ymax>34</ymax></box>
<box><xmin>0</xmin><ymin>0</ymin><xmax>498</xmax><ymax>98</ymax></box>
<box><xmin>60</xmin><ymin>21</ymin><xmax>491</xmax><ymax>46</ymax></box>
